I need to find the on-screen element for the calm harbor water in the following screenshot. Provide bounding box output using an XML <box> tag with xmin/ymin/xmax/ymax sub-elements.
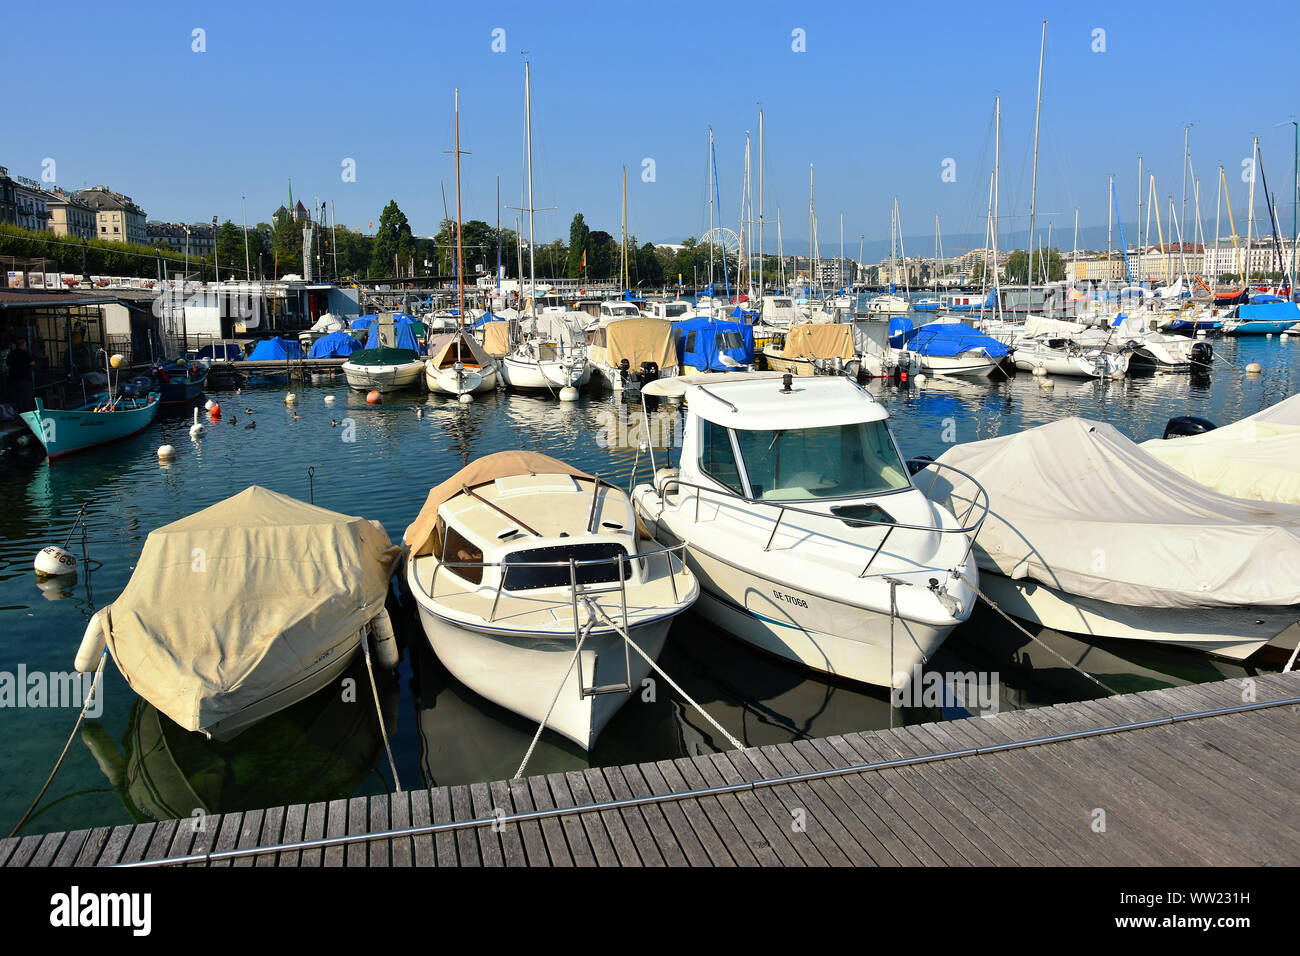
<box><xmin>1</xmin><ymin>329</ymin><xmax>1295</xmax><ymax>837</ymax></box>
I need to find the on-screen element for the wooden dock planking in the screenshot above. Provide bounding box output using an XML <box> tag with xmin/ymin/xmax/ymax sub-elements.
<box><xmin>7</xmin><ymin>673</ymin><xmax>1298</xmax><ymax>867</ymax></box>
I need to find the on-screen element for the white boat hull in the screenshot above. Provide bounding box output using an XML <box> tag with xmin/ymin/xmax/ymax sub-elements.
<box><xmin>500</xmin><ymin>355</ymin><xmax>591</xmax><ymax>391</ymax></box>
<box><xmin>341</xmin><ymin>361</ymin><xmax>425</xmax><ymax>392</ymax></box>
<box><xmin>979</xmin><ymin>572</ymin><xmax>1297</xmax><ymax>661</ymax></box>
<box><xmin>411</xmin><ymin>594</ymin><xmax>673</xmax><ymax>750</ymax></box>
<box><xmin>913</xmin><ymin>352</ymin><xmax>1001</xmax><ymax>378</ymax></box>
<box><xmin>425</xmin><ymin>362</ymin><xmax>499</xmax><ymax>395</ymax></box>
<box><xmin>1013</xmin><ymin>348</ymin><xmax>1128</xmax><ymax>379</ymax></box>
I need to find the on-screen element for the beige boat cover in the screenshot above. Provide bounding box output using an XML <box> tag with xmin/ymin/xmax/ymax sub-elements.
<box><xmin>428</xmin><ymin>331</ymin><xmax>493</xmax><ymax>368</ymax></box>
<box><xmin>98</xmin><ymin>487</ymin><xmax>401</xmax><ymax>733</ymax></box>
<box><xmin>782</xmin><ymin>323</ymin><xmax>856</xmax><ymax>361</ymax></box>
<box><xmin>481</xmin><ymin>322</ymin><xmax>512</xmax><ymax>357</ymax></box>
<box><xmin>603</xmin><ymin>318</ymin><xmax>677</xmax><ymax>370</ymax></box>
<box><xmin>925</xmin><ymin>417</ymin><xmax>1300</xmax><ymax>608</ymax></box>
<box><xmin>1140</xmin><ymin>394</ymin><xmax>1300</xmax><ymax>504</ymax></box>
<box><xmin>404</xmin><ymin>450</ymin><xmax>592</xmax><ymax>556</ymax></box>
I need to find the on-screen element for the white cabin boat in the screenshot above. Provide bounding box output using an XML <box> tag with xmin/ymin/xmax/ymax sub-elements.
<box><xmin>632</xmin><ymin>372</ymin><xmax>986</xmax><ymax>688</ymax></box>
<box><xmin>403</xmin><ymin>451</ymin><xmax>698</xmax><ymax>749</ymax></box>
<box><xmin>425</xmin><ymin>331</ymin><xmax>500</xmax><ymax>397</ymax></box>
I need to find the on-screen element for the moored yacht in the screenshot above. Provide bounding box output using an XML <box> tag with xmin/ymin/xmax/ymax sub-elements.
<box><xmin>403</xmin><ymin>451</ymin><xmax>698</xmax><ymax>749</ymax></box>
<box><xmin>631</xmin><ymin>372</ymin><xmax>986</xmax><ymax>688</ymax></box>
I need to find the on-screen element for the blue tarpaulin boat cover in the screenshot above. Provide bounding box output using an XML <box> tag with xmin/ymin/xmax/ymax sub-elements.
<box><xmin>893</xmin><ymin>321</ymin><xmax>1009</xmax><ymax>358</ymax></box>
<box><xmin>351</xmin><ymin>313</ymin><xmax>415</xmax><ymax>330</ymax></box>
<box><xmin>247</xmin><ymin>337</ymin><xmax>304</xmax><ymax>361</ymax></box>
<box><xmin>365</xmin><ymin>320</ymin><xmax>421</xmax><ymax>352</ymax></box>
<box><xmin>470</xmin><ymin>312</ymin><xmax>505</xmax><ymax>329</ymax></box>
<box><xmin>308</xmin><ymin>330</ymin><xmax>364</xmax><ymax>358</ymax></box>
<box><xmin>675</xmin><ymin>317</ymin><xmax>754</xmax><ymax>371</ymax></box>
<box><xmin>1237</xmin><ymin>302</ymin><xmax>1300</xmax><ymax>321</ymax></box>
<box><xmin>196</xmin><ymin>343</ymin><xmax>242</xmax><ymax>362</ymax></box>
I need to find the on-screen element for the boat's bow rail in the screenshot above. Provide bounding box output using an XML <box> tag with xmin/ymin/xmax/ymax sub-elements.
<box><xmin>645</xmin><ymin>458</ymin><xmax>990</xmax><ymax>579</ymax></box>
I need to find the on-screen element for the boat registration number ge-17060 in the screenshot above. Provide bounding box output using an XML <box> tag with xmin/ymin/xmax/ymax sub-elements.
<box><xmin>772</xmin><ymin>589</ymin><xmax>808</xmax><ymax>608</ymax></box>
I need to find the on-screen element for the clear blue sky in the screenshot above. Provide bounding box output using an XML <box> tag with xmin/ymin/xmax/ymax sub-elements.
<box><xmin>6</xmin><ymin>0</ymin><xmax>1298</xmax><ymax>256</ymax></box>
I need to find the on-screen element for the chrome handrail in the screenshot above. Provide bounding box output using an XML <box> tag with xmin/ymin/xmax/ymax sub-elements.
<box><xmin>651</xmin><ymin>458</ymin><xmax>990</xmax><ymax>577</ymax></box>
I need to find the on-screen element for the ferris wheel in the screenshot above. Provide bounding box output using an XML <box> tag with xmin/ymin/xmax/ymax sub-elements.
<box><xmin>699</xmin><ymin>227</ymin><xmax>742</xmax><ymax>256</ymax></box>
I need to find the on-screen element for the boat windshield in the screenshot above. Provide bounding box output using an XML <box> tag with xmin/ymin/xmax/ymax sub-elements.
<box><xmin>732</xmin><ymin>421</ymin><xmax>910</xmax><ymax>500</ymax></box>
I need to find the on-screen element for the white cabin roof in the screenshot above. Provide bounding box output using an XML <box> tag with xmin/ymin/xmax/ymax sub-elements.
<box><xmin>665</xmin><ymin>374</ymin><xmax>890</xmax><ymax>430</ymax></box>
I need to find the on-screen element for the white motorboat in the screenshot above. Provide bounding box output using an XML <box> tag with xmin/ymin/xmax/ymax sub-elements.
<box><xmin>921</xmin><ymin>418</ymin><xmax>1300</xmax><ymax>660</ymax></box>
<box><xmin>762</xmin><ymin>322</ymin><xmax>858</xmax><ymax>377</ymax></box>
<box><xmin>896</xmin><ymin>321</ymin><xmax>1010</xmax><ymax>378</ymax></box>
<box><xmin>1012</xmin><ymin>336</ymin><xmax>1129</xmax><ymax>378</ymax></box>
<box><xmin>867</xmin><ymin>293</ymin><xmax>910</xmax><ymax>316</ymax></box>
<box><xmin>585</xmin><ymin>316</ymin><xmax>679</xmax><ymax>391</ymax></box>
<box><xmin>425</xmin><ymin>331</ymin><xmax>500</xmax><ymax>396</ymax></box>
<box><xmin>631</xmin><ymin>372</ymin><xmax>986</xmax><ymax>688</ymax></box>
<box><xmin>403</xmin><ymin>451</ymin><xmax>698</xmax><ymax>749</ymax></box>
<box><xmin>75</xmin><ymin>487</ymin><xmax>402</xmax><ymax>740</ymax></box>
<box><xmin>341</xmin><ymin>347</ymin><xmax>425</xmax><ymax>392</ymax></box>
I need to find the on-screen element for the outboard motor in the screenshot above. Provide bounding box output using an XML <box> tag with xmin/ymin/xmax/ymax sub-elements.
<box><xmin>1162</xmin><ymin>416</ymin><xmax>1217</xmax><ymax>440</ymax></box>
<box><xmin>618</xmin><ymin>357</ymin><xmax>630</xmax><ymax>387</ymax></box>
<box><xmin>906</xmin><ymin>454</ymin><xmax>936</xmax><ymax>476</ymax></box>
<box><xmin>639</xmin><ymin>361</ymin><xmax>659</xmax><ymax>385</ymax></box>
<box><xmin>1189</xmin><ymin>341</ymin><xmax>1213</xmax><ymax>369</ymax></box>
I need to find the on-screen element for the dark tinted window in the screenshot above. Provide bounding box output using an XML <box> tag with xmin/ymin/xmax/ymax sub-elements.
<box><xmin>502</xmin><ymin>542</ymin><xmax>631</xmax><ymax>591</ymax></box>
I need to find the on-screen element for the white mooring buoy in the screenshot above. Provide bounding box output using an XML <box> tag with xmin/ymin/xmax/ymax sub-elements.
<box><xmin>324</xmin><ymin>394</ymin><xmax>336</xmax><ymax>404</ymax></box>
<box><xmin>204</xmin><ymin>399</ymin><xmax>215</xmax><ymax>411</ymax></box>
<box><xmin>914</xmin><ymin>373</ymin><xmax>927</xmax><ymax>387</ymax></box>
<box><xmin>1246</xmin><ymin>362</ymin><xmax>1262</xmax><ymax>374</ymax></box>
<box><xmin>559</xmin><ymin>386</ymin><xmax>578</xmax><ymax>402</ymax></box>
<box><xmin>34</xmin><ymin>545</ymin><xmax>77</xmax><ymax>578</ymax></box>
<box><xmin>458</xmin><ymin>393</ymin><xmax>473</xmax><ymax>404</ymax></box>
<box><xmin>1032</xmin><ymin>366</ymin><xmax>1046</xmax><ymax>377</ymax></box>
<box><xmin>285</xmin><ymin>392</ymin><xmax>298</xmax><ymax>404</ymax></box>
<box><xmin>157</xmin><ymin>444</ymin><xmax>177</xmax><ymax>460</ymax></box>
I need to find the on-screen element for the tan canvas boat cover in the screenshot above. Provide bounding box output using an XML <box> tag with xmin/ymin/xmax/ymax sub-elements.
<box><xmin>782</xmin><ymin>323</ymin><xmax>856</xmax><ymax>361</ymax></box>
<box><xmin>481</xmin><ymin>321</ymin><xmax>512</xmax><ymax>357</ymax></box>
<box><xmin>404</xmin><ymin>450</ymin><xmax>592</xmax><ymax>556</ymax></box>
<box><xmin>924</xmin><ymin>417</ymin><xmax>1300</xmax><ymax>608</ymax></box>
<box><xmin>99</xmin><ymin>487</ymin><xmax>401</xmax><ymax>733</ymax></box>
<box><xmin>1140</xmin><ymin>393</ymin><xmax>1300</xmax><ymax>504</ymax></box>
<box><xmin>603</xmin><ymin>318</ymin><xmax>677</xmax><ymax>370</ymax></box>
<box><xmin>428</xmin><ymin>331</ymin><xmax>493</xmax><ymax>368</ymax></box>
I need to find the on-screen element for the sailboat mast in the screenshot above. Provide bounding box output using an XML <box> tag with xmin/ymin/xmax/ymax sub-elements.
<box><xmin>454</xmin><ymin>88</ymin><xmax>465</xmax><ymax>328</ymax></box>
<box><xmin>621</xmin><ymin>165</ymin><xmax>628</xmax><ymax>291</ymax></box>
<box><xmin>524</xmin><ymin>61</ymin><xmax>537</xmax><ymax>301</ymax></box>
<box><xmin>992</xmin><ymin>94</ymin><xmax>1002</xmax><ymax>319</ymax></box>
<box><xmin>1246</xmin><ymin>137</ymin><xmax>1257</xmax><ymax>286</ymax></box>
<box><xmin>1107</xmin><ymin>175</ymin><xmax>1113</xmax><ymax>282</ymax></box>
<box><xmin>758</xmin><ymin>108</ymin><xmax>764</xmax><ymax>295</ymax></box>
<box><xmin>809</xmin><ymin>163</ymin><xmax>815</xmax><ymax>295</ymax></box>
<box><xmin>1027</xmin><ymin>18</ymin><xmax>1046</xmax><ymax>314</ymax></box>
<box><xmin>1137</xmin><ymin>156</ymin><xmax>1143</xmax><ymax>287</ymax></box>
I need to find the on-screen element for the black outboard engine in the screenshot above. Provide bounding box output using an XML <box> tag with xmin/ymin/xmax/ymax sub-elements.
<box><xmin>618</xmin><ymin>357</ymin><xmax>630</xmax><ymax>387</ymax></box>
<box><xmin>1162</xmin><ymin>416</ymin><xmax>1217</xmax><ymax>440</ymax></box>
<box><xmin>1189</xmin><ymin>341</ymin><xmax>1213</xmax><ymax>369</ymax></box>
<box><xmin>906</xmin><ymin>454</ymin><xmax>936</xmax><ymax>476</ymax></box>
<box><xmin>639</xmin><ymin>361</ymin><xmax>659</xmax><ymax>385</ymax></box>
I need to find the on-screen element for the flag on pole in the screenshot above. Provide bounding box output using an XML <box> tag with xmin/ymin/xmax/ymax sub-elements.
<box><xmin>580</xmin><ymin>250</ymin><xmax>586</xmax><ymax>272</ymax></box>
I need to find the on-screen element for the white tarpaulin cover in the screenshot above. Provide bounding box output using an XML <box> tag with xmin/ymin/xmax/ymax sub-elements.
<box><xmin>99</xmin><ymin>487</ymin><xmax>401</xmax><ymax>733</ymax></box>
<box><xmin>1140</xmin><ymin>393</ymin><xmax>1300</xmax><ymax>505</ymax></box>
<box><xmin>924</xmin><ymin>417</ymin><xmax>1300</xmax><ymax>609</ymax></box>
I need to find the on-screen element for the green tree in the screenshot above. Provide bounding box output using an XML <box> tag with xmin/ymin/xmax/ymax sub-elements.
<box><xmin>270</xmin><ymin>210</ymin><xmax>302</xmax><ymax>276</ymax></box>
<box><xmin>567</xmin><ymin>213</ymin><xmax>590</xmax><ymax>278</ymax></box>
<box><xmin>370</xmin><ymin>200</ymin><xmax>414</xmax><ymax>277</ymax></box>
<box><xmin>1004</xmin><ymin>247</ymin><xmax>1065</xmax><ymax>284</ymax></box>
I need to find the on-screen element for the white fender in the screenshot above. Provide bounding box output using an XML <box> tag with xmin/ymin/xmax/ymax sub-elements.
<box><xmin>75</xmin><ymin>613</ymin><xmax>107</xmax><ymax>673</ymax></box>
<box><xmin>370</xmin><ymin>608</ymin><xmax>399</xmax><ymax>669</ymax></box>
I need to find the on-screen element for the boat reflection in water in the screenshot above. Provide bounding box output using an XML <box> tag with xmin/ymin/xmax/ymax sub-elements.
<box><xmin>80</xmin><ymin>654</ymin><xmax>399</xmax><ymax>823</ymax></box>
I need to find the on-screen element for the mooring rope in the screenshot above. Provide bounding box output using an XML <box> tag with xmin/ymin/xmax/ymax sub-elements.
<box><xmin>954</xmin><ymin>570</ymin><xmax>1120</xmax><ymax>696</ymax></box>
<box><xmin>513</xmin><ymin>614</ymin><xmax>597</xmax><ymax>780</ymax></box>
<box><xmin>8</xmin><ymin>651</ymin><xmax>107</xmax><ymax>839</ymax></box>
<box><xmin>359</xmin><ymin>623</ymin><xmax>402</xmax><ymax>793</ymax></box>
<box><xmin>586</xmin><ymin>598</ymin><xmax>743</xmax><ymax>750</ymax></box>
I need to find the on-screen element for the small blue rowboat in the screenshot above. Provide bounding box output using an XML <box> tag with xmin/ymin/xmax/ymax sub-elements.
<box><xmin>1225</xmin><ymin>302</ymin><xmax>1300</xmax><ymax>336</ymax></box>
<box><xmin>21</xmin><ymin>391</ymin><xmax>161</xmax><ymax>460</ymax></box>
<box><xmin>153</xmin><ymin>360</ymin><xmax>210</xmax><ymax>405</ymax></box>
<box><xmin>914</xmin><ymin>298</ymin><xmax>941</xmax><ymax>312</ymax></box>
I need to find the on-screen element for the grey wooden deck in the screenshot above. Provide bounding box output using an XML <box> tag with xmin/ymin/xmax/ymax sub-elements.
<box><xmin>5</xmin><ymin>672</ymin><xmax>1298</xmax><ymax>867</ymax></box>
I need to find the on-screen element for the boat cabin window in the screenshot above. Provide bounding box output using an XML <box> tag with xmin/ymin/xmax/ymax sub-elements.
<box><xmin>440</xmin><ymin>524</ymin><xmax>483</xmax><ymax>585</ymax></box>
<box><xmin>663</xmin><ymin>303</ymin><xmax>688</xmax><ymax>318</ymax></box>
<box><xmin>683</xmin><ymin>332</ymin><xmax>697</xmax><ymax>353</ymax></box>
<box><xmin>715</xmin><ymin>331</ymin><xmax>745</xmax><ymax>351</ymax></box>
<box><xmin>501</xmin><ymin>542</ymin><xmax>631</xmax><ymax>591</ymax></box>
<box><xmin>771</xmin><ymin>298</ymin><xmax>792</xmax><ymax>309</ymax></box>
<box><xmin>698</xmin><ymin>419</ymin><xmax>744</xmax><ymax>495</ymax></box>
<box><xmin>732</xmin><ymin>421</ymin><xmax>910</xmax><ymax>500</ymax></box>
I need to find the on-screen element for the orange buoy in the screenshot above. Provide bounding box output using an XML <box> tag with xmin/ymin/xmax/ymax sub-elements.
<box><xmin>366</xmin><ymin>390</ymin><xmax>382</xmax><ymax>404</ymax></box>
<box><xmin>209</xmin><ymin>403</ymin><xmax>221</xmax><ymax>419</ymax></box>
